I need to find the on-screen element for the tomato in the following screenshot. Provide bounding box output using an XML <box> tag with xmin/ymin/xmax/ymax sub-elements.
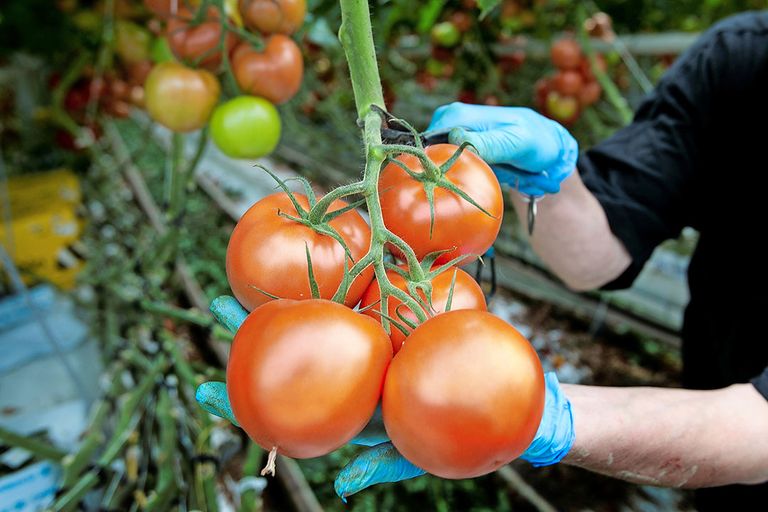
<box><xmin>228</xmin><ymin>299</ymin><xmax>392</xmax><ymax>458</ymax></box>
<box><xmin>359</xmin><ymin>266</ymin><xmax>486</xmax><ymax>354</ymax></box>
<box><xmin>379</xmin><ymin>144</ymin><xmax>503</xmax><ymax>264</ymax></box>
<box><xmin>144</xmin><ymin>62</ymin><xmax>220</xmax><ymax>132</ymax></box>
<box><xmin>239</xmin><ymin>0</ymin><xmax>306</xmax><ymax>35</ymax></box>
<box><xmin>231</xmin><ymin>36</ymin><xmax>303</xmax><ymax>105</ymax></box>
<box><xmin>167</xmin><ymin>7</ymin><xmax>236</xmax><ymax>69</ymax></box>
<box><xmin>545</xmin><ymin>90</ymin><xmax>579</xmax><ymax>125</ymax></box>
<box><xmin>383</xmin><ymin>310</ymin><xmax>544</xmax><ymax>478</ymax></box>
<box><xmin>431</xmin><ymin>21</ymin><xmax>461</xmax><ymax>48</ymax></box>
<box><xmin>210</xmin><ymin>96</ymin><xmax>281</xmax><ymax>158</ymax></box>
<box><xmin>551</xmin><ymin>70</ymin><xmax>584</xmax><ymax>96</ymax></box>
<box><xmin>226</xmin><ymin>192</ymin><xmax>373</xmax><ymax>311</ymax></box>
<box><xmin>115</xmin><ymin>20</ymin><xmax>152</xmax><ymax>64</ymax></box>
<box><xmin>578</xmin><ymin>53</ymin><xmax>607</xmax><ymax>82</ymax></box>
<box><xmin>127</xmin><ymin>60</ymin><xmax>153</xmax><ymax>86</ymax></box>
<box><xmin>550</xmin><ymin>38</ymin><xmax>582</xmax><ymax>70</ymax></box>
<box><xmin>578</xmin><ymin>80</ymin><xmax>602</xmax><ymax>107</ymax></box>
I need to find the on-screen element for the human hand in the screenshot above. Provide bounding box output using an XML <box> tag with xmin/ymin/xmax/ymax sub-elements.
<box><xmin>426</xmin><ymin>103</ymin><xmax>579</xmax><ymax>196</ymax></box>
<box><xmin>333</xmin><ymin>372</ymin><xmax>575</xmax><ymax>499</ymax></box>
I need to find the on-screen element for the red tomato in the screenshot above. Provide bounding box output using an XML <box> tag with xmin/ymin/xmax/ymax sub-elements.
<box><xmin>226</xmin><ymin>192</ymin><xmax>373</xmax><ymax>311</ymax></box>
<box><xmin>167</xmin><ymin>7</ymin><xmax>236</xmax><ymax>69</ymax></box>
<box><xmin>144</xmin><ymin>0</ymin><xmax>188</xmax><ymax>19</ymax></box>
<box><xmin>379</xmin><ymin>144</ymin><xmax>503</xmax><ymax>264</ymax></box>
<box><xmin>144</xmin><ymin>61</ymin><xmax>220</xmax><ymax>132</ymax></box>
<box><xmin>550</xmin><ymin>38</ymin><xmax>582</xmax><ymax>70</ymax></box>
<box><xmin>578</xmin><ymin>80</ymin><xmax>602</xmax><ymax>107</ymax></box>
<box><xmin>383</xmin><ymin>310</ymin><xmax>544</xmax><ymax>478</ymax></box>
<box><xmin>552</xmin><ymin>70</ymin><xmax>584</xmax><ymax>96</ymax></box>
<box><xmin>359</xmin><ymin>266</ymin><xmax>486</xmax><ymax>354</ymax></box>
<box><xmin>227</xmin><ymin>299</ymin><xmax>392</xmax><ymax>458</ymax></box>
<box><xmin>239</xmin><ymin>0</ymin><xmax>306</xmax><ymax>35</ymax></box>
<box><xmin>231</xmin><ymin>36</ymin><xmax>304</xmax><ymax>104</ymax></box>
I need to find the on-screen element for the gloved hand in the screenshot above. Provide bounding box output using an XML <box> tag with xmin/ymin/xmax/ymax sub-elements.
<box><xmin>426</xmin><ymin>103</ymin><xmax>579</xmax><ymax>196</ymax></box>
<box><xmin>333</xmin><ymin>372</ymin><xmax>575</xmax><ymax>500</ymax></box>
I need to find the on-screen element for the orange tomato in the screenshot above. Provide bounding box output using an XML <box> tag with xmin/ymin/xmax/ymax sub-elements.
<box><xmin>379</xmin><ymin>144</ymin><xmax>503</xmax><ymax>264</ymax></box>
<box><xmin>231</xmin><ymin>36</ymin><xmax>303</xmax><ymax>104</ymax></box>
<box><xmin>225</xmin><ymin>192</ymin><xmax>373</xmax><ymax>311</ymax></box>
<box><xmin>227</xmin><ymin>299</ymin><xmax>392</xmax><ymax>458</ymax></box>
<box><xmin>239</xmin><ymin>0</ymin><xmax>306</xmax><ymax>35</ymax></box>
<box><xmin>167</xmin><ymin>7</ymin><xmax>236</xmax><ymax>69</ymax></box>
<box><xmin>383</xmin><ymin>310</ymin><xmax>545</xmax><ymax>478</ymax></box>
<box><xmin>359</xmin><ymin>266</ymin><xmax>486</xmax><ymax>354</ymax></box>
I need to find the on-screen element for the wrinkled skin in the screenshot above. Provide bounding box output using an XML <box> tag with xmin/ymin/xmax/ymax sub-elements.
<box><xmin>383</xmin><ymin>310</ymin><xmax>545</xmax><ymax>479</ymax></box>
<box><xmin>227</xmin><ymin>299</ymin><xmax>392</xmax><ymax>458</ymax></box>
<box><xmin>379</xmin><ymin>144</ymin><xmax>503</xmax><ymax>264</ymax></box>
<box><xmin>231</xmin><ymin>35</ymin><xmax>303</xmax><ymax>104</ymax></box>
<box><xmin>359</xmin><ymin>266</ymin><xmax>486</xmax><ymax>354</ymax></box>
<box><xmin>239</xmin><ymin>0</ymin><xmax>306</xmax><ymax>35</ymax></box>
<box><xmin>144</xmin><ymin>61</ymin><xmax>220</xmax><ymax>132</ymax></box>
<box><xmin>225</xmin><ymin>192</ymin><xmax>373</xmax><ymax>311</ymax></box>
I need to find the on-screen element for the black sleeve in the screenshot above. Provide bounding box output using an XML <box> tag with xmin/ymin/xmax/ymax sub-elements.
<box><xmin>751</xmin><ymin>367</ymin><xmax>768</xmax><ymax>402</ymax></box>
<box><xmin>578</xmin><ymin>12</ymin><xmax>768</xmax><ymax>289</ymax></box>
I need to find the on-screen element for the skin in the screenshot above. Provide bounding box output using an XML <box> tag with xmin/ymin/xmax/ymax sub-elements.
<box><xmin>167</xmin><ymin>7</ymin><xmax>236</xmax><ymax>70</ymax></box>
<box><xmin>144</xmin><ymin>62</ymin><xmax>220</xmax><ymax>132</ymax></box>
<box><xmin>562</xmin><ymin>383</ymin><xmax>768</xmax><ymax>487</ymax></box>
<box><xmin>232</xmin><ymin>36</ymin><xmax>304</xmax><ymax>105</ymax></box>
<box><xmin>239</xmin><ymin>0</ymin><xmax>306</xmax><ymax>35</ymax></box>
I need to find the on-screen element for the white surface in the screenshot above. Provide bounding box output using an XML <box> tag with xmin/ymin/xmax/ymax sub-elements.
<box><xmin>0</xmin><ymin>461</ymin><xmax>60</xmax><ymax>512</ymax></box>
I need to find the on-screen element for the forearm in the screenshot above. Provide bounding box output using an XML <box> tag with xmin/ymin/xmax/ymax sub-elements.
<box><xmin>561</xmin><ymin>383</ymin><xmax>768</xmax><ymax>488</ymax></box>
<box><xmin>509</xmin><ymin>171</ymin><xmax>631</xmax><ymax>291</ymax></box>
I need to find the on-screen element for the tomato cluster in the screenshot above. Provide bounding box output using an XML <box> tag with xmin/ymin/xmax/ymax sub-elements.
<box><xmin>140</xmin><ymin>0</ymin><xmax>305</xmax><ymax>158</ymax></box>
<box><xmin>225</xmin><ymin>143</ymin><xmax>544</xmax><ymax>479</ymax></box>
<box><xmin>534</xmin><ymin>37</ymin><xmax>605</xmax><ymax>125</ymax></box>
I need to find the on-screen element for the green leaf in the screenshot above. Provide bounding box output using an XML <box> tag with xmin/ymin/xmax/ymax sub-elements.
<box><xmin>247</xmin><ymin>286</ymin><xmax>281</xmax><ymax>300</ymax></box>
<box><xmin>424</xmin><ymin>182</ymin><xmax>436</xmax><ymax>239</ymax></box>
<box><xmin>357</xmin><ymin>299</ymin><xmax>382</xmax><ymax>314</ymax></box>
<box><xmin>286</xmin><ymin>176</ymin><xmax>318</xmax><ymax>207</ymax></box>
<box><xmin>254</xmin><ymin>163</ymin><xmax>308</xmax><ymax>217</ymax></box>
<box><xmin>438</xmin><ymin>141</ymin><xmax>474</xmax><ymax>177</ymax></box>
<box><xmin>385</xmin><ymin>157</ymin><xmax>423</xmax><ymax>181</ymax></box>
<box><xmin>372</xmin><ymin>308</ymin><xmax>412</xmax><ymax>338</ymax></box>
<box><xmin>417</xmin><ymin>0</ymin><xmax>448</xmax><ymax>34</ymax></box>
<box><xmin>322</xmin><ymin>197</ymin><xmax>367</xmax><ymax>222</ymax></box>
<box><xmin>420</xmin><ymin>248</ymin><xmax>456</xmax><ymax>273</ymax></box>
<box><xmin>313</xmin><ymin>223</ymin><xmax>354</xmax><ymax>262</ymax></box>
<box><xmin>305</xmin><ymin>243</ymin><xmax>321</xmax><ymax>299</ymax></box>
<box><xmin>427</xmin><ymin>254</ymin><xmax>473</xmax><ymax>278</ymax></box>
<box><xmin>437</xmin><ymin>178</ymin><xmax>494</xmax><ymax>218</ymax></box>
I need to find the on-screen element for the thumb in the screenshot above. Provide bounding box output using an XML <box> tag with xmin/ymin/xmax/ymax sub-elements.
<box><xmin>334</xmin><ymin>443</ymin><xmax>426</xmax><ymax>501</ymax></box>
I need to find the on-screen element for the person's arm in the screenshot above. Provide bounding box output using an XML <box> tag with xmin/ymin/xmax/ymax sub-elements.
<box><xmin>507</xmin><ymin>172</ymin><xmax>631</xmax><ymax>291</ymax></box>
<box><xmin>562</xmin><ymin>383</ymin><xmax>768</xmax><ymax>488</ymax></box>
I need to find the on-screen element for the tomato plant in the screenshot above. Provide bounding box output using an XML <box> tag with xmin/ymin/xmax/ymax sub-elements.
<box><xmin>383</xmin><ymin>310</ymin><xmax>545</xmax><ymax>479</ymax></box>
<box><xmin>225</xmin><ymin>192</ymin><xmax>373</xmax><ymax>311</ymax></box>
<box><xmin>227</xmin><ymin>299</ymin><xmax>392</xmax><ymax>458</ymax></box>
<box><xmin>144</xmin><ymin>61</ymin><xmax>220</xmax><ymax>132</ymax></box>
<box><xmin>239</xmin><ymin>0</ymin><xmax>306</xmax><ymax>35</ymax></box>
<box><xmin>379</xmin><ymin>144</ymin><xmax>503</xmax><ymax>264</ymax></box>
<box><xmin>210</xmin><ymin>96</ymin><xmax>281</xmax><ymax>158</ymax></box>
<box><xmin>231</xmin><ymin>35</ymin><xmax>304</xmax><ymax>105</ymax></box>
<box><xmin>359</xmin><ymin>265</ymin><xmax>486</xmax><ymax>354</ymax></box>
<box><xmin>166</xmin><ymin>6</ymin><xmax>236</xmax><ymax>69</ymax></box>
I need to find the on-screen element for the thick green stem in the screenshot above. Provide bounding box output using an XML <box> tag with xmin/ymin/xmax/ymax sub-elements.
<box><xmin>307</xmin><ymin>181</ymin><xmax>366</xmax><ymax>224</ymax></box>
<box><xmin>0</xmin><ymin>426</ymin><xmax>66</xmax><ymax>462</ymax></box>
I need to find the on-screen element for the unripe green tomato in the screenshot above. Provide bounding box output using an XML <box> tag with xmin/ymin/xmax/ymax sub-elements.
<box><xmin>150</xmin><ymin>36</ymin><xmax>175</xmax><ymax>64</ymax></box>
<box><xmin>115</xmin><ymin>20</ymin><xmax>152</xmax><ymax>64</ymax></box>
<box><xmin>210</xmin><ymin>96</ymin><xmax>281</xmax><ymax>159</ymax></box>
<box><xmin>431</xmin><ymin>21</ymin><xmax>461</xmax><ymax>48</ymax></box>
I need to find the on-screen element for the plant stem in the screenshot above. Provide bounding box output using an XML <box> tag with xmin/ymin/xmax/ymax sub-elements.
<box><xmin>0</xmin><ymin>426</ymin><xmax>66</xmax><ymax>462</ymax></box>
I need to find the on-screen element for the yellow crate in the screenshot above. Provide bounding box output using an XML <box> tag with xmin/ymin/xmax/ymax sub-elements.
<box><xmin>1</xmin><ymin>169</ymin><xmax>83</xmax><ymax>290</ymax></box>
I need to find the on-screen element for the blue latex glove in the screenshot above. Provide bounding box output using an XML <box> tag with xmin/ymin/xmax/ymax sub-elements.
<box><xmin>333</xmin><ymin>372</ymin><xmax>575</xmax><ymax>499</ymax></box>
<box><xmin>426</xmin><ymin>103</ymin><xmax>579</xmax><ymax>196</ymax></box>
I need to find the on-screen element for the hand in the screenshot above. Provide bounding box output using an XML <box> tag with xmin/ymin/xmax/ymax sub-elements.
<box><xmin>426</xmin><ymin>103</ymin><xmax>579</xmax><ymax>196</ymax></box>
<box><xmin>334</xmin><ymin>372</ymin><xmax>575</xmax><ymax>499</ymax></box>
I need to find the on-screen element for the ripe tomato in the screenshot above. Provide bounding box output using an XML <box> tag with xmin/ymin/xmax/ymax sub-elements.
<box><xmin>239</xmin><ymin>0</ymin><xmax>306</xmax><ymax>35</ymax></box>
<box><xmin>144</xmin><ymin>62</ymin><xmax>220</xmax><ymax>132</ymax></box>
<box><xmin>210</xmin><ymin>96</ymin><xmax>281</xmax><ymax>158</ymax></box>
<box><xmin>552</xmin><ymin>70</ymin><xmax>584</xmax><ymax>96</ymax></box>
<box><xmin>379</xmin><ymin>144</ymin><xmax>503</xmax><ymax>264</ymax></box>
<box><xmin>550</xmin><ymin>38</ymin><xmax>582</xmax><ymax>70</ymax></box>
<box><xmin>226</xmin><ymin>192</ymin><xmax>373</xmax><ymax>311</ymax></box>
<box><xmin>383</xmin><ymin>310</ymin><xmax>544</xmax><ymax>478</ymax></box>
<box><xmin>578</xmin><ymin>80</ymin><xmax>602</xmax><ymax>107</ymax></box>
<box><xmin>228</xmin><ymin>299</ymin><xmax>392</xmax><ymax>458</ymax></box>
<box><xmin>231</xmin><ymin>36</ymin><xmax>304</xmax><ymax>105</ymax></box>
<box><xmin>359</xmin><ymin>266</ymin><xmax>486</xmax><ymax>354</ymax></box>
<box><xmin>167</xmin><ymin>7</ymin><xmax>236</xmax><ymax>69</ymax></box>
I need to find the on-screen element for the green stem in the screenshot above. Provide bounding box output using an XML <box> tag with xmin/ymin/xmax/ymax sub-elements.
<box><xmin>0</xmin><ymin>426</ymin><xmax>66</xmax><ymax>462</ymax></box>
<box><xmin>306</xmin><ymin>181</ymin><xmax>366</xmax><ymax>224</ymax></box>
<box><xmin>576</xmin><ymin>5</ymin><xmax>633</xmax><ymax>125</ymax></box>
